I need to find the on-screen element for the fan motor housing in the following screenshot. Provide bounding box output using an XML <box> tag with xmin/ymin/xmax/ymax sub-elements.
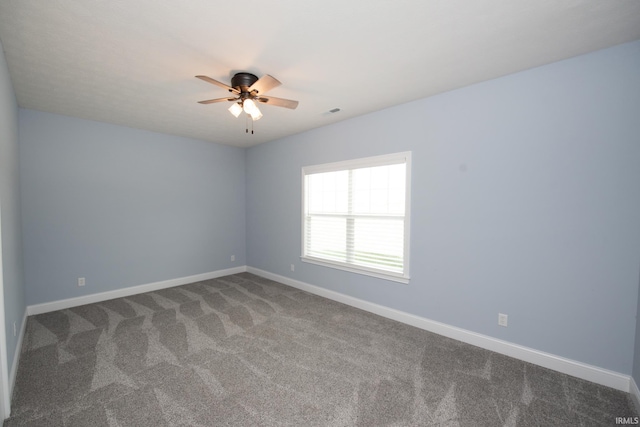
<box><xmin>231</xmin><ymin>72</ymin><xmax>259</xmax><ymax>92</ymax></box>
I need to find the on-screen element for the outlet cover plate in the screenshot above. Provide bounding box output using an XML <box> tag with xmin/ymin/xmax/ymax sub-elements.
<box><xmin>498</xmin><ymin>313</ymin><xmax>508</xmax><ymax>327</ymax></box>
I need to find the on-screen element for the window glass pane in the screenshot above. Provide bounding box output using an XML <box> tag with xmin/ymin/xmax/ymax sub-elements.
<box><xmin>307</xmin><ymin>171</ymin><xmax>348</xmax><ymax>214</ymax></box>
<box><xmin>353</xmin><ymin>168</ymin><xmax>370</xmax><ymax>191</ymax></box>
<box><xmin>352</xmin><ymin>168</ymin><xmax>372</xmax><ymax>215</ymax></box>
<box><xmin>389</xmin><ymin>164</ymin><xmax>405</xmax><ymax>214</ymax></box>
<box><xmin>352</xmin><ymin>164</ymin><xmax>405</xmax><ymax>215</ymax></box>
<box><xmin>388</xmin><ymin>164</ymin><xmax>405</xmax><ymax>190</ymax></box>
<box><xmin>388</xmin><ymin>190</ymin><xmax>405</xmax><ymax>214</ymax></box>
<box><xmin>353</xmin><ymin>189</ymin><xmax>369</xmax><ymax>213</ymax></box>
<box><xmin>370</xmin><ymin>165</ymin><xmax>388</xmax><ymax>190</ymax></box>
<box><xmin>305</xmin><ymin>216</ymin><xmax>346</xmax><ymax>262</ymax></box>
<box><xmin>369</xmin><ymin>189</ymin><xmax>388</xmax><ymax>213</ymax></box>
<box><xmin>353</xmin><ymin>218</ymin><xmax>404</xmax><ymax>273</ymax></box>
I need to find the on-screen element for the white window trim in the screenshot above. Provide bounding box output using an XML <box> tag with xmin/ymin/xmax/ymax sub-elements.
<box><xmin>300</xmin><ymin>152</ymin><xmax>411</xmax><ymax>284</ymax></box>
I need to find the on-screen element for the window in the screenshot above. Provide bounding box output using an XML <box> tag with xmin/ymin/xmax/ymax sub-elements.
<box><xmin>302</xmin><ymin>152</ymin><xmax>411</xmax><ymax>283</ymax></box>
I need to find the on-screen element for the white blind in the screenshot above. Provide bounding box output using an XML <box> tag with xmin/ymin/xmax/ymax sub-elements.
<box><xmin>302</xmin><ymin>153</ymin><xmax>410</xmax><ymax>281</ymax></box>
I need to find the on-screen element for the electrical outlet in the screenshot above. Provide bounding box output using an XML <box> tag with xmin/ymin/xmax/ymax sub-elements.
<box><xmin>231</xmin><ymin>255</ymin><xmax>235</xmax><ymax>262</ymax></box>
<box><xmin>78</xmin><ymin>277</ymin><xmax>85</xmax><ymax>287</ymax></box>
<box><xmin>290</xmin><ymin>264</ymin><xmax>295</xmax><ymax>272</ymax></box>
<box><xmin>498</xmin><ymin>313</ymin><xmax>508</xmax><ymax>327</ymax></box>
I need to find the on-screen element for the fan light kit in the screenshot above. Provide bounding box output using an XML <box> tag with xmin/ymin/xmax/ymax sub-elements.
<box><xmin>196</xmin><ymin>72</ymin><xmax>298</xmax><ymax>134</ymax></box>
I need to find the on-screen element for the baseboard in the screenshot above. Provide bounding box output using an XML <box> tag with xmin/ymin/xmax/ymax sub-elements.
<box><xmin>0</xmin><ymin>312</ymin><xmax>8</xmax><ymax>420</ymax></box>
<box><xmin>8</xmin><ymin>309</ymin><xmax>27</xmax><ymax>406</ymax></box>
<box><xmin>27</xmin><ymin>266</ymin><xmax>247</xmax><ymax>316</ymax></box>
<box><xmin>631</xmin><ymin>378</ymin><xmax>640</xmax><ymax>415</ymax></box>
<box><xmin>247</xmin><ymin>267</ymin><xmax>631</xmax><ymax>392</ymax></box>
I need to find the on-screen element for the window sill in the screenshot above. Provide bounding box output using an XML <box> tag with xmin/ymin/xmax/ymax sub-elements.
<box><xmin>300</xmin><ymin>256</ymin><xmax>409</xmax><ymax>284</ymax></box>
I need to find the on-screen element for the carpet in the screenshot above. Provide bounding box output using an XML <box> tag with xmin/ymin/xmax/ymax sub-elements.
<box><xmin>4</xmin><ymin>272</ymin><xmax>637</xmax><ymax>426</ymax></box>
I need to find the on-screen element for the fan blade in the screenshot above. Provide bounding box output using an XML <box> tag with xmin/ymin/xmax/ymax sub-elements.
<box><xmin>198</xmin><ymin>97</ymin><xmax>236</xmax><ymax>104</ymax></box>
<box><xmin>195</xmin><ymin>75</ymin><xmax>240</xmax><ymax>94</ymax></box>
<box><xmin>249</xmin><ymin>75</ymin><xmax>281</xmax><ymax>95</ymax></box>
<box><xmin>258</xmin><ymin>96</ymin><xmax>299</xmax><ymax>109</ymax></box>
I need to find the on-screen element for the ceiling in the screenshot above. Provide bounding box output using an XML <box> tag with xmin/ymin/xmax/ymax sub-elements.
<box><xmin>0</xmin><ymin>1</ymin><xmax>639</xmax><ymax>148</ymax></box>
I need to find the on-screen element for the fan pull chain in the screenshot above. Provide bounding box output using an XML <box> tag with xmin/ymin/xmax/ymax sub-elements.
<box><xmin>243</xmin><ymin>113</ymin><xmax>255</xmax><ymax>134</ymax></box>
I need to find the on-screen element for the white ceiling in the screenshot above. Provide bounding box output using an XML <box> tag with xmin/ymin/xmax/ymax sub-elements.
<box><xmin>0</xmin><ymin>1</ymin><xmax>639</xmax><ymax>148</ymax></box>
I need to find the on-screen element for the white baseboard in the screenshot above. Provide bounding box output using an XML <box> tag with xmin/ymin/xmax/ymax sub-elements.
<box><xmin>27</xmin><ymin>266</ymin><xmax>247</xmax><ymax>316</ymax></box>
<box><xmin>8</xmin><ymin>309</ymin><xmax>27</xmax><ymax>405</ymax></box>
<box><xmin>247</xmin><ymin>267</ymin><xmax>631</xmax><ymax>393</ymax></box>
<box><xmin>0</xmin><ymin>311</ymin><xmax>8</xmax><ymax>420</ymax></box>
<box><xmin>631</xmin><ymin>378</ymin><xmax>640</xmax><ymax>415</ymax></box>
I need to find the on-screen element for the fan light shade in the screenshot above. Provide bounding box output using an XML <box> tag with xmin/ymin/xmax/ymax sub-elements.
<box><xmin>250</xmin><ymin>108</ymin><xmax>263</xmax><ymax>121</ymax></box>
<box><xmin>243</xmin><ymin>99</ymin><xmax>257</xmax><ymax>114</ymax></box>
<box><xmin>228</xmin><ymin>102</ymin><xmax>242</xmax><ymax>117</ymax></box>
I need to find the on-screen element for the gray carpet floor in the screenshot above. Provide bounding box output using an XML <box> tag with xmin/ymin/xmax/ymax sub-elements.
<box><xmin>4</xmin><ymin>272</ymin><xmax>637</xmax><ymax>426</ymax></box>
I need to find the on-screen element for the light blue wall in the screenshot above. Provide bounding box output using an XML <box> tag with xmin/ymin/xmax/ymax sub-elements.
<box><xmin>0</xmin><ymin>40</ymin><xmax>26</xmax><ymax>380</ymax></box>
<box><xmin>19</xmin><ymin>110</ymin><xmax>246</xmax><ymax>305</ymax></box>
<box><xmin>634</xmin><ymin>270</ymin><xmax>640</xmax><ymax>387</ymax></box>
<box><xmin>246</xmin><ymin>40</ymin><xmax>640</xmax><ymax>374</ymax></box>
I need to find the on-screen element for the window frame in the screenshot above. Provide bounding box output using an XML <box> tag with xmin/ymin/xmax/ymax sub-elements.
<box><xmin>300</xmin><ymin>152</ymin><xmax>411</xmax><ymax>284</ymax></box>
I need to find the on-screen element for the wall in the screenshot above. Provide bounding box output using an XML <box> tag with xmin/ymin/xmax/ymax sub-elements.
<box><xmin>19</xmin><ymin>110</ymin><xmax>246</xmax><ymax>305</ymax></box>
<box><xmin>0</xmin><ymin>38</ymin><xmax>26</xmax><ymax>399</ymax></box>
<box><xmin>246</xmin><ymin>40</ymin><xmax>640</xmax><ymax>375</ymax></box>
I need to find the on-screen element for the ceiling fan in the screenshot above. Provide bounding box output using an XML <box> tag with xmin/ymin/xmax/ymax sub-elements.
<box><xmin>196</xmin><ymin>72</ymin><xmax>299</xmax><ymax>123</ymax></box>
